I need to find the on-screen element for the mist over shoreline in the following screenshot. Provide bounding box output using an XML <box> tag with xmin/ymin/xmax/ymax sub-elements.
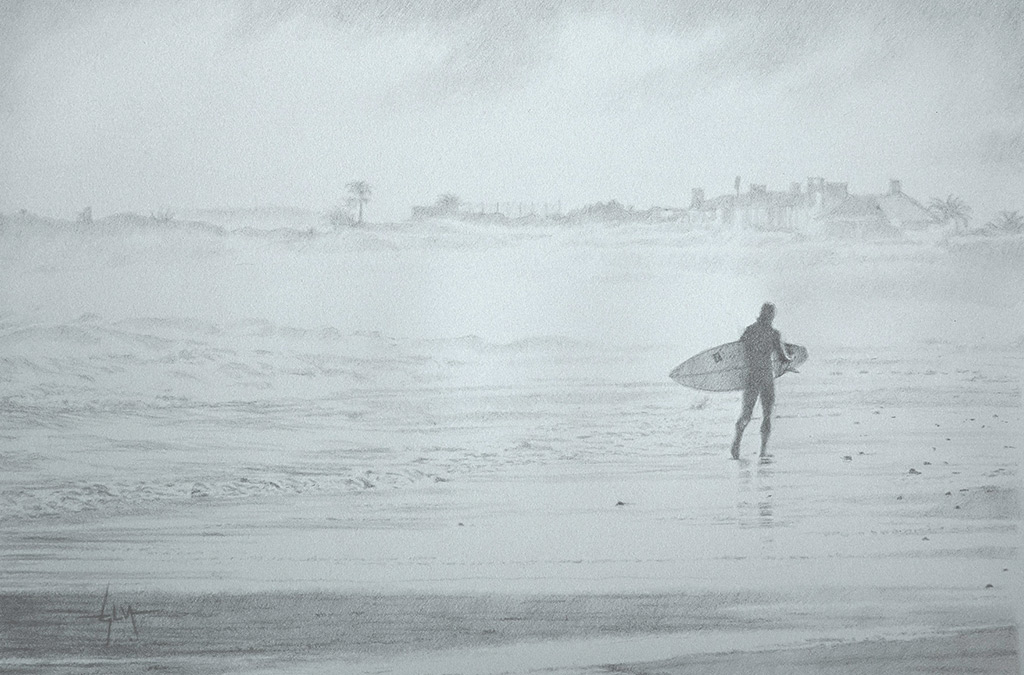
<box><xmin>2</xmin><ymin>214</ymin><xmax>1021</xmax><ymax>351</ymax></box>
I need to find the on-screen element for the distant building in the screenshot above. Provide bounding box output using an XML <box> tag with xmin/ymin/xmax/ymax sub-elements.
<box><xmin>410</xmin><ymin>204</ymin><xmax>451</xmax><ymax>220</ymax></box>
<box><xmin>411</xmin><ymin>200</ymin><xmax>563</xmax><ymax>222</ymax></box>
<box><xmin>686</xmin><ymin>178</ymin><xmax>937</xmax><ymax>237</ymax></box>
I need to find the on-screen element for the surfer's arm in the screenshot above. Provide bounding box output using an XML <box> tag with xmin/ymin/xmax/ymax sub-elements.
<box><xmin>774</xmin><ymin>331</ymin><xmax>792</xmax><ymax>364</ymax></box>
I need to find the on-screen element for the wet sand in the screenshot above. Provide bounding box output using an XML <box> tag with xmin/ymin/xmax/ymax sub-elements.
<box><xmin>610</xmin><ymin>626</ymin><xmax>1018</xmax><ymax>675</ymax></box>
<box><xmin>0</xmin><ymin>589</ymin><xmax>1016</xmax><ymax>675</ymax></box>
<box><xmin>0</xmin><ymin>230</ymin><xmax>1020</xmax><ymax>673</ymax></box>
<box><xmin>2</xmin><ymin>345</ymin><xmax>1019</xmax><ymax>673</ymax></box>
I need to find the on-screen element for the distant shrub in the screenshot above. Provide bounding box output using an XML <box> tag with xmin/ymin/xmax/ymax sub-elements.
<box><xmin>984</xmin><ymin>211</ymin><xmax>1024</xmax><ymax>235</ymax></box>
<box><xmin>327</xmin><ymin>208</ymin><xmax>355</xmax><ymax>229</ymax></box>
<box><xmin>150</xmin><ymin>209</ymin><xmax>174</xmax><ymax>223</ymax></box>
<box><xmin>566</xmin><ymin>199</ymin><xmax>641</xmax><ymax>222</ymax></box>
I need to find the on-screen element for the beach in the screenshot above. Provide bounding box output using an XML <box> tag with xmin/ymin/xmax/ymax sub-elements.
<box><xmin>0</xmin><ymin>219</ymin><xmax>1020</xmax><ymax>673</ymax></box>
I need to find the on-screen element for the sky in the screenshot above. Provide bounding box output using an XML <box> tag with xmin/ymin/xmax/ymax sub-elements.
<box><xmin>1</xmin><ymin>0</ymin><xmax>1022</xmax><ymax>223</ymax></box>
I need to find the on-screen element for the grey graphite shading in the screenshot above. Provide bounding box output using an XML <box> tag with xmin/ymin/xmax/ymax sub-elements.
<box><xmin>1</xmin><ymin>2</ymin><xmax>1021</xmax><ymax>674</ymax></box>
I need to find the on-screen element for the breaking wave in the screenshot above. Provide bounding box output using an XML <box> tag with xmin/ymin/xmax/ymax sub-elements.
<box><xmin>0</xmin><ymin>315</ymin><xmax>618</xmax><ymax>522</ymax></box>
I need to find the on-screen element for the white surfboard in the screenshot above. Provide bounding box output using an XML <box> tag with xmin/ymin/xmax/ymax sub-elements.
<box><xmin>670</xmin><ymin>341</ymin><xmax>808</xmax><ymax>392</ymax></box>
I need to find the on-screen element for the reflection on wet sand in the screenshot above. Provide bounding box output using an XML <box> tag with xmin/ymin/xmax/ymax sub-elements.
<box><xmin>756</xmin><ymin>456</ymin><xmax>774</xmax><ymax>528</ymax></box>
<box><xmin>735</xmin><ymin>456</ymin><xmax>775</xmax><ymax>531</ymax></box>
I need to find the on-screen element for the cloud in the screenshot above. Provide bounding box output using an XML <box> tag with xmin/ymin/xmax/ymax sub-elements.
<box><xmin>978</xmin><ymin>129</ymin><xmax>1024</xmax><ymax>170</ymax></box>
<box><xmin>1</xmin><ymin>0</ymin><xmax>1023</xmax><ymax>220</ymax></box>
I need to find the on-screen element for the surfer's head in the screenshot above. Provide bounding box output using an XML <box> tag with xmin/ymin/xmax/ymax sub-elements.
<box><xmin>758</xmin><ymin>302</ymin><xmax>776</xmax><ymax>323</ymax></box>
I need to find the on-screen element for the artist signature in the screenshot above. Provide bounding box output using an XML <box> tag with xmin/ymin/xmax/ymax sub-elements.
<box><xmin>80</xmin><ymin>585</ymin><xmax>155</xmax><ymax>646</ymax></box>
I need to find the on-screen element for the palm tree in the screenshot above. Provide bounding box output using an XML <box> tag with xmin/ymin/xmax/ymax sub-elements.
<box><xmin>346</xmin><ymin>181</ymin><xmax>372</xmax><ymax>224</ymax></box>
<box><xmin>985</xmin><ymin>210</ymin><xmax>1024</xmax><ymax>234</ymax></box>
<box><xmin>928</xmin><ymin>195</ymin><xmax>972</xmax><ymax>233</ymax></box>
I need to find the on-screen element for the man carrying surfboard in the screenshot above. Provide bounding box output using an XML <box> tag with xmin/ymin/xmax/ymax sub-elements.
<box><xmin>731</xmin><ymin>303</ymin><xmax>792</xmax><ymax>459</ymax></box>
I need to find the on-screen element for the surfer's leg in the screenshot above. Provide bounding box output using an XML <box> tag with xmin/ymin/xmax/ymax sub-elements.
<box><xmin>759</xmin><ymin>379</ymin><xmax>775</xmax><ymax>455</ymax></box>
<box><xmin>732</xmin><ymin>385</ymin><xmax>757</xmax><ymax>458</ymax></box>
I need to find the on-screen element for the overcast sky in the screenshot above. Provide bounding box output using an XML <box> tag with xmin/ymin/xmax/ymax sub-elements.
<box><xmin>2</xmin><ymin>0</ymin><xmax>1022</xmax><ymax>222</ymax></box>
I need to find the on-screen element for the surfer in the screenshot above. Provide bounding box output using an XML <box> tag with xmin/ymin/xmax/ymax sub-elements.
<box><xmin>731</xmin><ymin>303</ymin><xmax>791</xmax><ymax>459</ymax></box>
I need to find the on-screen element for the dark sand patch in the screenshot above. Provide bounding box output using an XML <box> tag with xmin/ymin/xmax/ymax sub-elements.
<box><xmin>607</xmin><ymin>626</ymin><xmax>1019</xmax><ymax>675</ymax></box>
<box><xmin>2</xmin><ymin>590</ymin><xmax>1017</xmax><ymax>674</ymax></box>
<box><xmin>0</xmin><ymin>591</ymin><xmax>772</xmax><ymax>673</ymax></box>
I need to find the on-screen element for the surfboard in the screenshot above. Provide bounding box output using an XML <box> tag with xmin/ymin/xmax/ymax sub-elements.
<box><xmin>669</xmin><ymin>341</ymin><xmax>808</xmax><ymax>392</ymax></box>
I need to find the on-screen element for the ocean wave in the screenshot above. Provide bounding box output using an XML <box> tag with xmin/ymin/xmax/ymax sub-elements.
<box><xmin>0</xmin><ymin>315</ymin><xmax>615</xmax><ymax>524</ymax></box>
<box><xmin>0</xmin><ymin>467</ymin><xmax>444</xmax><ymax>522</ymax></box>
<box><xmin>0</xmin><ymin>432</ymin><xmax>581</xmax><ymax>522</ymax></box>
